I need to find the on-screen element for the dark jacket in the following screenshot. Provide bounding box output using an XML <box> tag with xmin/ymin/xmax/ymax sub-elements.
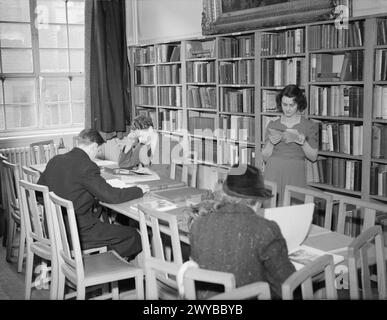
<box><xmin>189</xmin><ymin>202</ymin><xmax>296</xmax><ymax>299</ymax></box>
<box><xmin>38</xmin><ymin>147</ymin><xmax>143</xmax><ymax>231</ymax></box>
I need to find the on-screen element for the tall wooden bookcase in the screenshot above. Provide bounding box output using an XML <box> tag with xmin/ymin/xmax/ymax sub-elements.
<box><xmin>129</xmin><ymin>13</ymin><xmax>387</xmax><ymax>204</ymax></box>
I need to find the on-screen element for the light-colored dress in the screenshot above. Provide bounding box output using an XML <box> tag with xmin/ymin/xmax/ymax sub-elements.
<box><xmin>264</xmin><ymin>116</ymin><xmax>319</xmax><ymax>205</ymax></box>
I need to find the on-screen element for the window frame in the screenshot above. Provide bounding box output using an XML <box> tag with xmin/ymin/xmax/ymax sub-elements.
<box><xmin>0</xmin><ymin>0</ymin><xmax>85</xmax><ymax>137</ymax></box>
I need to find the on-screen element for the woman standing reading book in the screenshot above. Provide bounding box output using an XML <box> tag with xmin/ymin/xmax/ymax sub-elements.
<box><xmin>262</xmin><ymin>85</ymin><xmax>319</xmax><ymax>205</ymax></box>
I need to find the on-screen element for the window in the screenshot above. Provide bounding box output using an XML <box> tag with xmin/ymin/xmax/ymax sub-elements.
<box><xmin>0</xmin><ymin>0</ymin><xmax>85</xmax><ymax>132</ymax></box>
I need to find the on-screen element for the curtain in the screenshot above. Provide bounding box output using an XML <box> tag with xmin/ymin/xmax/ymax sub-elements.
<box><xmin>85</xmin><ymin>0</ymin><xmax>131</xmax><ymax>137</ymax></box>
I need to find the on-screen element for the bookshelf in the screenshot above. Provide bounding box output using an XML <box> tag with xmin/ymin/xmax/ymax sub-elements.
<box><xmin>129</xmin><ymin>13</ymin><xmax>387</xmax><ymax>203</ymax></box>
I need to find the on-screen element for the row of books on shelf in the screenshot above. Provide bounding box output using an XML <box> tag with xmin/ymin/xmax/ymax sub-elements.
<box><xmin>307</xmin><ymin>158</ymin><xmax>362</xmax><ymax>192</ymax></box>
<box><xmin>370</xmin><ymin>164</ymin><xmax>387</xmax><ymax>197</ymax></box>
<box><xmin>310</xmin><ymin>51</ymin><xmax>363</xmax><ymax>82</ymax></box>
<box><xmin>219</xmin><ymin>60</ymin><xmax>254</xmax><ymax>85</ymax></box>
<box><xmin>261</xmin><ymin>28</ymin><xmax>304</xmax><ymax>56</ymax></box>
<box><xmin>261</xmin><ymin>57</ymin><xmax>306</xmax><ymax>87</ymax></box>
<box><xmin>188</xmin><ymin>112</ymin><xmax>216</xmax><ymax>135</ymax></box>
<box><xmin>372</xmin><ymin>125</ymin><xmax>387</xmax><ymax>159</ymax></box>
<box><xmin>158</xmin><ymin>87</ymin><xmax>182</xmax><ymax>107</ymax></box>
<box><xmin>309</xmin><ymin>85</ymin><xmax>364</xmax><ymax>118</ymax></box>
<box><xmin>218</xmin><ymin>35</ymin><xmax>254</xmax><ymax>58</ymax></box>
<box><xmin>217</xmin><ymin>141</ymin><xmax>255</xmax><ymax>167</ymax></box>
<box><xmin>157</xmin><ymin>65</ymin><xmax>181</xmax><ymax>84</ymax></box>
<box><xmin>373</xmin><ymin>86</ymin><xmax>387</xmax><ymax>119</ymax></box>
<box><xmin>190</xmin><ymin>138</ymin><xmax>217</xmax><ymax>164</ymax></box>
<box><xmin>377</xmin><ymin>18</ymin><xmax>387</xmax><ymax>45</ymax></box>
<box><xmin>308</xmin><ymin>21</ymin><xmax>363</xmax><ymax>51</ymax></box>
<box><xmin>135</xmin><ymin>66</ymin><xmax>155</xmax><ymax>85</ymax></box>
<box><xmin>219</xmin><ymin>115</ymin><xmax>255</xmax><ymax>143</ymax></box>
<box><xmin>320</xmin><ymin>123</ymin><xmax>363</xmax><ymax>156</ymax></box>
<box><xmin>186</xmin><ymin>40</ymin><xmax>215</xmax><ymax>59</ymax></box>
<box><xmin>221</xmin><ymin>88</ymin><xmax>254</xmax><ymax>114</ymax></box>
<box><xmin>157</xmin><ymin>44</ymin><xmax>180</xmax><ymax>63</ymax></box>
<box><xmin>134</xmin><ymin>46</ymin><xmax>155</xmax><ymax>64</ymax></box>
<box><xmin>186</xmin><ymin>61</ymin><xmax>216</xmax><ymax>83</ymax></box>
<box><xmin>159</xmin><ymin>109</ymin><xmax>183</xmax><ymax>132</ymax></box>
<box><xmin>375</xmin><ymin>49</ymin><xmax>387</xmax><ymax>81</ymax></box>
<box><xmin>135</xmin><ymin>87</ymin><xmax>155</xmax><ymax>105</ymax></box>
<box><xmin>262</xmin><ymin>90</ymin><xmax>278</xmax><ymax>112</ymax></box>
<box><xmin>187</xmin><ymin>86</ymin><xmax>216</xmax><ymax>109</ymax></box>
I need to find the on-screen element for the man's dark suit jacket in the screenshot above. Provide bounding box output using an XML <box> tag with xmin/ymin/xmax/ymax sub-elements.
<box><xmin>38</xmin><ymin>147</ymin><xmax>143</xmax><ymax>231</ymax></box>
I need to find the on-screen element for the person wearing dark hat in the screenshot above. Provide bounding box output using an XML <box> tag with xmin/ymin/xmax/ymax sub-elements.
<box><xmin>189</xmin><ymin>164</ymin><xmax>296</xmax><ymax>299</ymax></box>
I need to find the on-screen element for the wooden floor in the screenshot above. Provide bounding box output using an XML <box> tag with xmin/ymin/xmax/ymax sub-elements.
<box><xmin>0</xmin><ymin>235</ymin><xmax>49</xmax><ymax>300</ymax></box>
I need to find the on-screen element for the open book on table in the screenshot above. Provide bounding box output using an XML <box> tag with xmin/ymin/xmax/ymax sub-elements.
<box><xmin>132</xmin><ymin>194</ymin><xmax>178</xmax><ymax>212</ymax></box>
<box><xmin>264</xmin><ymin>203</ymin><xmax>344</xmax><ymax>270</ymax></box>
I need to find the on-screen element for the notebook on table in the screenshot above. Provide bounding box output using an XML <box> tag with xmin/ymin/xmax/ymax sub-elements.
<box><xmin>264</xmin><ymin>203</ymin><xmax>344</xmax><ymax>270</ymax></box>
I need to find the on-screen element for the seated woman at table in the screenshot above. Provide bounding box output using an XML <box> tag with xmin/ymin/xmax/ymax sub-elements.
<box><xmin>118</xmin><ymin>114</ymin><xmax>158</xmax><ymax>169</ymax></box>
<box><xmin>189</xmin><ymin>164</ymin><xmax>296</xmax><ymax>299</ymax></box>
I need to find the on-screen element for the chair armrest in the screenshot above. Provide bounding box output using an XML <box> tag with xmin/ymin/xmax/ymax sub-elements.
<box><xmin>209</xmin><ymin>281</ymin><xmax>271</xmax><ymax>300</ymax></box>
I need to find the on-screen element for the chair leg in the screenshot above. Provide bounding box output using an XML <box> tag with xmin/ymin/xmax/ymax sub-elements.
<box><xmin>76</xmin><ymin>285</ymin><xmax>86</xmax><ymax>300</ymax></box>
<box><xmin>57</xmin><ymin>273</ymin><xmax>66</xmax><ymax>300</ymax></box>
<box><xmin>49</xmin><ymin>259</ymin><xmax>58</xmax><ymax>300</ymax></box>
<box><xmin>17</xmin><ymin>225</ymin><xmax>26</xmax><ymax>272</ymax></box>
<box><xmin>6</xmin><ymin>217</ymin><xmax>15</xmax><ymax>262</ymax></box>
<box><xmin>135</xmin><ymin>272</ymin><xmax>145</xmax><ymax>300</ymax></box>
<box><xmin>111</xmin><ymin>281</ymin><xmax>119</xmax><ymax>300</ymax></box>
<box><xmin>24</xmin><ymin>249</ymin><xmax>34</xmax><ymax>300</ymax></box>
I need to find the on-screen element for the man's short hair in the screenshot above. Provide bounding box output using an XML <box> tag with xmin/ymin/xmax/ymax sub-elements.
<box><xmin>131</xmin><ymin>114</ymin><xmax>153</xmax><ymax>131</ymax></box>
<box><xmin>77</xmin><ymin>129</ymin><xmax>105</xmax><ymax>146</ymax></box>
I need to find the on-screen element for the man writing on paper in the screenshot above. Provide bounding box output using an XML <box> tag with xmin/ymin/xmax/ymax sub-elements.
<box><xmin>38</xmin><ymin>129</ymin><xmax>149</xmax><ymax>260</ymax></box>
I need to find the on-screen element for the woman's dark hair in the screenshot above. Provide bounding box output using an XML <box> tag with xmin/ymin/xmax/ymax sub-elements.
<box><xmin>276</xmin><ymin>84</ymin><xmax>307</xmax><ymax>112</ymax></box>
<box><xmin>77</xmin><ymin>129</ymin><xmax>105</xmax><ymax>146</ymax></box>
<box><xmin>131</xmin><ymin>114</ymin><xmax>153</xmax><ymax>130</ymax></box>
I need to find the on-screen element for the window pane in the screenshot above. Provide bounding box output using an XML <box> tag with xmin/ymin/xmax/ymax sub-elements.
<box><xmin>43</xmin><ymin>78</ymin><xmax>69</xmax><ymax>103</ymax></box>
<box><xmin>43</xmin><ymin>102</ymin><xmax>70</xmax><ymax>126</ymax></box>
<box><xmin>71</xmin><ymin>102</ymin><xmax>84</xmax><ymax>124</ymax></box>
<box><xmin>2</xmin><ymin>49</ymin><xmax>33</xmax><ymax>73</ymax></box>
<box><xmin>70</xmin><ymin>77</ymin><xmax>84</xmax><ymax>101</ymax></box>
<box><xmin>70</xmin><ymin>49</ymin><xmax>84</xmax><ymax>73</ymax></box>
<box><xmin>40</xmin><ymin>49</ymin><xmax>68</xmax><ymax>72</ymax></box>
<box><xmin>37</xmin><ymin>0</ymin><xmax>66</xmax><ymax>24</ymax></box>
<box><xmin>38</xmin><ymin>24</ymin><xmax>68</xmax><ymax>48</ymax></box>
<box><xmin>67</xmin><ymin>1</ymin><xmax>85</xmax><ymax>24</ymax></box>
<box><xmin>0</xmin><ymin>23</ymin><xmax>31</xmax><ymax>47</ymax></box>
<box><xmin>0</xmin><ymin>0</ymin><xmax>30</xmax><ymax>22</ymax></box>
<box><xmin>68</xmin><ymin>25</ymin><xmax>84</xmax><ymax>48</ymax></box>
<box><xmin>4</xmin><ymin>79</ymin><xmax>36</xmax><ymax>104</ymax></box>
<box><xmin>5</xmin><ymin>104</ymin><xmax>37</xmax><ymax>128</ymax></box>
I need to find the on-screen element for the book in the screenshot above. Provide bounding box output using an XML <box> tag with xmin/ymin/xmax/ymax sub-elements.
<box><xmin>289</xmin><ymin>245</ymin><xmax>345</xmax><ymax>271</ymax></box>
<box><xmin>139</xmin><ymin>197</ymin><xmax>178</xmax><ymax>212</ymax></box>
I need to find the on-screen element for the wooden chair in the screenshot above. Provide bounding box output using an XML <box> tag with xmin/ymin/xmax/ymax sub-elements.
<box><xmin>19</xmin><ymin>180</ymin><xmax>58</xmax><ymax>299</ymax></box>
<box><xmin>347</xmin><ymin>225</ymin><xmax>387</xmax><ymax>299</ymax></box>
<box><xmin>22</xmin><ymin>166</ymin><xmax>40</xmax><ymax>183</ymax></box>
<box><xmin>3</xmin><ymin>160</ymin><xmax>26</xmax><ymax>272</ymax></box>
<box><xmin>0</xmin><ymin>153</ymin><xmax>8</xmax><ymax>245</ymax></box>
<box><xmin>30</xmin><ymin>140</ymin><xmax>56</xmax><ymax>165</ymax></box>
<box><xmin>137</xmin><ymin>203</ymin><xmax>184</xmax><ymax>299</ymax></box>
<box><xmin>282</xmin><ymin>254</ymin><xmax>338</xmax><ymax>300</ymax></box>
<box><xmin>336</xmin><ymin>196</ymin><xmax>387</xmax><ymax>237</ymax></box>
<box><xmin>170</xmin><ymin>159</ymin><xmax>198</xmax><ymax>188</ymax></box>
<box><xmin>263</xmin><ymin>180</ymin><xmax>277</xmax><ymax>208</ymax></box>
<box><xmin>283</xmin><ymin>185</ymin><xmax>334</xmax><ymax>230</ymax></box>
<box><xmin>180</xmin><ymin>265</ymin><xmax>271</xmax><ymax>300</ymax></box>
<box><xmin>49</xmin><ymin>191</ymin><xmax>144</xmax><ymax>300</ymax></box>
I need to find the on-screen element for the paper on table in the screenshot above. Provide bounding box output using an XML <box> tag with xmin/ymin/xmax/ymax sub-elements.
<box><xmin>264</xmin><ymin>203</ymin><xmax>315</xmax><ymax>253</ymax></box>
<box><xmin>94</xmin><ymin>159</ymin><xmax>118</xmax><ymax>167</ymax></box>
<box><xmin>120</xmin><ymin>170</ymin><xmax>160</xmax><ymax>183</ymax></box>
<box><xmin>106</xmin><ymin>179</ymin><xmax>132</xmax><ymax>189</ymax></box>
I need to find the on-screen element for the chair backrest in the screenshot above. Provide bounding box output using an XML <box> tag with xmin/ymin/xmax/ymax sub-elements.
<box><xmin>263</xmin><ymin>179</ymin><xmax>277</xmax><ymax>208</ymax></box>
<box><xmin>137</xmin><ymin>203</ymin><xmax>183</xmax><ymax>299</ymax></box>
<box><xmin>0</xmin><ymin>153</ymin><xmax>8</xmax><ymax>211</ymax></box>
<box><xmin>347</xmin><ymin>225</ymin><xmax>387</xmax><ymax>299</ymax></box>
<box><xmin>170</xmin><ymin>159</ymin><xmax>198</xmax><ymax>188</ymax></box>
<box><xmin>336</xmin><ymin>196</ymin><xmax>386</xmax><ymax>237</ymax></box>
<box><xmin>282</xmin><ymin>254</ymin><xmax>338</xmax><ymax>300</ymax></box>
<box><xmin>283</xmin><ymin>185</ymin><xmax>334</xmax><ymax>230</ymax></box>
<box><xmin>19</xmin><ymin>180</ymin><xmax>55</xmax><ymax>254</ymax></box>
<box><xmin>22</xmin><ymin>166</ymin><xmax>40</xmax><ymax>183</ymax></box>
<box><xmin>30</xmin><ymin>140</ymin><xmax>56</xmax><ymax>165</ymax></box>
<box><xmin>2</xmin><ymin>160</ymin><xmax>21</xmax><ymax>223</ymax></box>
<box><xmin>49</xmin><ymin>191</ymin><xmax>84</xmax><ymax>286</ymax></box>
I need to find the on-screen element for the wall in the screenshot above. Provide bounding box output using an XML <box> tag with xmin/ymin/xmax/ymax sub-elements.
<box><xmin>126</xmin><ymin>0</ymin><xmax>203</xmax><ymax>45</ymax></box>
<box><xmin>353</xmin><ymin>0</ymin><xmax>387</xmax><ymax>17</ymax></box>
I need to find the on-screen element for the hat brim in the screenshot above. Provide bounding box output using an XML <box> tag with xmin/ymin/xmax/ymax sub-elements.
<box><xmin>223</xmin><ymin>183</ymin><xmax>274</xmax><ymax>200</ymax></box>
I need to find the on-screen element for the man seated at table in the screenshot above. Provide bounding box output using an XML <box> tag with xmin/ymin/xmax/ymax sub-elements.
<box><xmin>38</xmin><ymin>128</ymin><xmax>149</xmax><ymax>261</ymax></box>
<box><xmin>189</xmin><ymin>164</ymin><xmax>296</xmax><ymax>299</ymax></box>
